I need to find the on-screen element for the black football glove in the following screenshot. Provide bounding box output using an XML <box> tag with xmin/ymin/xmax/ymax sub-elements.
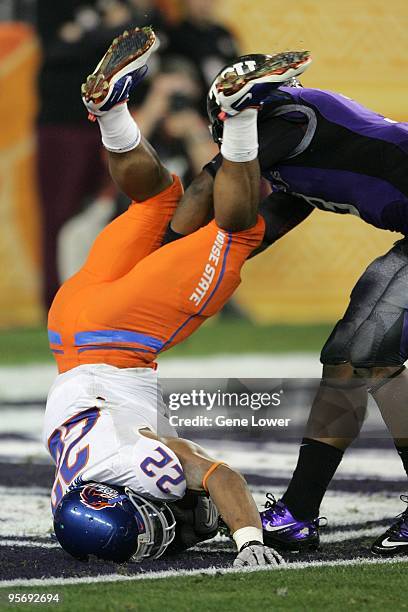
<box><xmin>167</xmin><ymin>491</ymin><xmax>220</xmax><ymax>554</ymax></box>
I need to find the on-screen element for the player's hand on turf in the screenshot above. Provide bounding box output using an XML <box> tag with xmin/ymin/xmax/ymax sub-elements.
<box><xmin>233</xmin><ymin>542</ymin><xmax>285</xmax><ymax>567</ymax></box>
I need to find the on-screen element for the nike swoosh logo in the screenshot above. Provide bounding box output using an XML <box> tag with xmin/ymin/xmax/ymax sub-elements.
<box><xmin>264</xmin><ymin>522</ymin><xmax>298</xmax><ymax>532</ymax></box>
<box><xmin>118</xmin><ymin>75</ymin><xmax>132</xmax><ymax>99</ymax></box>
<box><xmin>380</xmin><ymin>537</ymin><xmax>408</xmax><ymax>548</ymax></box>
<box><xmin>235</xmin><ymin>92</ymin><xmax>253</xmax><ymax>109</ymax></box>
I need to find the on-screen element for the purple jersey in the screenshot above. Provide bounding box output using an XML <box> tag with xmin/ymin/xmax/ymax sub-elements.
<box><xmin>262</xmin><ymin>87</ymin><xmax>408</xmax><ymax>234</ymax></box>
<box><xmin>206</xmin><ymin>87</ymin><xmax>408</xmax><ymax>235</ymax></box>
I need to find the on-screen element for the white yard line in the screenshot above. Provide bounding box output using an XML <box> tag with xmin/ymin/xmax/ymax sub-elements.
<box><xmin>0</xmin><ymin>557</ymin><xmax>406</xmax><ymax>588</ymax></box>
<box><xmin>0</xmin><ymin>524</ymin><xmax>387</xmax><ymax>552</ymax></box>
<box><xmin>0</xmin><ymin>540</ymin><xmax>58</xmax><ymax>549</ymax></box>
<box><xmin>321</xmin><ymin>526</ymin><xmax>383</xmax><ymax>543</ymax></box>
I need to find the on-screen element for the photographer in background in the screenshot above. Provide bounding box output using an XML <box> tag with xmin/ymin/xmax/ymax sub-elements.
<box><xmin>134</xmin><ymin>56</ymin><xmax>218</xmax><ymax>184</ymax></box>
<box><xmin>36</xmin><ymin>0</ymin><xmax>167</xmax><ymax>309</ymax></box>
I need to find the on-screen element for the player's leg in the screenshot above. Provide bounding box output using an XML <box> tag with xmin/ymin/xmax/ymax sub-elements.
<box><xmin>49</xmin><ymin>26</ymin><xmax>184</xmax><ymax>357</ymax></box>
<box><xmin>369</xmin><ymin>366</ymin><xmax>408</xmax><ymax>557</ymax></box>
<box><xmin>261</xmin><ymin>363</ymin><xmax>367</xmax><ymax>551</ymax></box>
<box><xmin>165</xmin><ymin>50</ymin><xmax>312</xmax><ymax>242</ymax></box>
<box><xmin>82</xmin><ymin>27</ymin><xmax>172</xmax><ymax>202</ymax></box>
<box><xmin>345</xmin><ymin>239</ymin><xmax>408</xmax><ymax>554</ymax></box>
<box><xmin>166</xmin><ymin>107</ymin><xmax>262</xmax><ymax>239</ymax></box>
<box><xmin>279</xmin><ymin>363</ymin><xmax>367</xmax><ymax>508</ymax></box>
<box><xmin>80</xmin><ymin>58</ymin><xmax>320</xmax><ymax>367</ymax></box>
<box><xmin>348</xmin><ymin>240</ymin><xmax>408</xmax><ymax>458</ymax></box>
<box><xmin>212</xmin><ymin>124</ymin><xmax>259</xmax><ymax>230</ymax></box>
<box><xmin>261</xmin><ymin>245</ymin><xmax>408</xmax><ymax>551</ymax></box>
<box><xmin>78</xmin><ymin>27</ymin><xmax>182</xmax><ymax>282</ymax></box>
<box><xmin>210</xmin><ymin>51</ymin><xmax>312</xmax><ymax>232</ymax></box>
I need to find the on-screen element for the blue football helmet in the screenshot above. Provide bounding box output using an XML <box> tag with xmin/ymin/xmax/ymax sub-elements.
<box><xmin>53</xmin><ymin>483</ymin><xmax>176</xmax><ymax>563</ymax></box>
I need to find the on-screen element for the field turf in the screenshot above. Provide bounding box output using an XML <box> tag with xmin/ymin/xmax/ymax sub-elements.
<box><xmin>2</xmin><ymin>322</ymin><xmax>407</xmax><ymax>609</ymax></box>
<box><xmin>2</xmin><ymin>562</ymin><xmax>407</xmax><ymax>611</ymax></box>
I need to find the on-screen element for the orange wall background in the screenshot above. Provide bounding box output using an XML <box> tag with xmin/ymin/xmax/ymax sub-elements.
<box><xmin>0</xmin><ymin>24</ymin><xmax>42</xmax><ymax>328</ymax></box>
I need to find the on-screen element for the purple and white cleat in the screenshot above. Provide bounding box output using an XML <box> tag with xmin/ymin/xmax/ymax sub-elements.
<box><xmin>261</xmin><ymin>494</ymin><xmax>323</xmax><ymax>552</ymax></box>
<box><xmin>371</xmin><ymin>495</ymin><xmax>408</xmax><ymax>556</ymax></box>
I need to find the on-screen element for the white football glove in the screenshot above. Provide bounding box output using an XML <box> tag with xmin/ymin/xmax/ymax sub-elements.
<box><xmin>233</xmin><ymin>543</ymin><xmax>285</xmax><ymax>568</ymax></box>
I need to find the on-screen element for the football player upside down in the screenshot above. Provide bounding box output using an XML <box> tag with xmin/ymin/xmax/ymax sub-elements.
<box><xmin>44</xmin><ymin>27</ymin><xmax>310</xmax><ymax>566</ymax></box>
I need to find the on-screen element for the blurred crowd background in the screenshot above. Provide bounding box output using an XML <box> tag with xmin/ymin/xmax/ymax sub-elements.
<box><xmin>1</xmin><ymin>0</ymin><xmax>407</xmax><ymax>330</ymax></box>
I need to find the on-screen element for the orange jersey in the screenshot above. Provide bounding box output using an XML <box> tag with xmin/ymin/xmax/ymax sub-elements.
<box><xmin>48</xmin><ymin>176</ymin><xmax>265</xmax><ymax>373</ymax></box>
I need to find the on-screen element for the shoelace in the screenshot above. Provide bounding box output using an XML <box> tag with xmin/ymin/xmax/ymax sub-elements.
<box><xmin>264</xmin><ymin>493</ymin><xmax>286</xmax><ymax>517</ymax></box>
<box><xmin>389</xmin><ymin>494</ymin><xmax>408</xmax><ymax>534</ymax></box>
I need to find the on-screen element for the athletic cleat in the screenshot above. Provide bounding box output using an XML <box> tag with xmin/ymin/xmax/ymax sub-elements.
<box><xmin>213</xmin><ymin>51</ymin><xmax>312</xmax><ymax>117</ymax></box>
<box><xmin>261</xmin><ymin>494</ymin><xmax>322</xmax><ymax>552</ymax></box>
<box><xmin>371</xmin><ymin>495</ymin><xmax>408</xmax><ymax>556</ymax></box>
<box><xmin>82</xmin><ymin>26</ymin><xmax>159</xmax><ymax>119</ymax></box>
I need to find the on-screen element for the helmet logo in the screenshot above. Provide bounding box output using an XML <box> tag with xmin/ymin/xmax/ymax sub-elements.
<box><xmin>80</xmin><ymin>484</ymin><xmax>126</xmax><ymax>510</ymax></box>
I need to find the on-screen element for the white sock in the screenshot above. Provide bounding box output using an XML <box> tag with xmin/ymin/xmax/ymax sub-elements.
<box><xmin>96</xmin><ymin>103</ymin><xmax>141</xmax><ymax>153</ymax></box>
<box><xmin>220</xmin><ymin>109</ymin><xmax>259</xmax><ymax>163</ymax></box>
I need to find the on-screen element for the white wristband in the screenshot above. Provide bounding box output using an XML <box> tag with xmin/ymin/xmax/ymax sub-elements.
<box><xmin>233</xmin><ymin>526</ymin><xmax>263</xmax><ymax>551</ymax></box>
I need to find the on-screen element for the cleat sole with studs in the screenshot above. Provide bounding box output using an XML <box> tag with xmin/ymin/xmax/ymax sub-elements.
<box><xmin>217</xmin><ymin>50</ymin><xmax>312</xmax><ymax>96</ymax></box>
<box><xmin>82</xmin><ymin>26</ymin><xmax>156</xmax><ymax>105</ymax></box>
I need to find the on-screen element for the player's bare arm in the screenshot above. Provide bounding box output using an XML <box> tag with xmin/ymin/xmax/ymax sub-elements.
<box><xmin>167</xmin><ymin>167</ymin><xmax>314</xmax><ymax>249</ymax></box>
<box><xmin>167</xmin><ymin>170</ymin><xmax>214</xmax><ymax>239</ymax></box>
<box><xmin>142</xmin><ymin>430</ymin><xmax>264</xmax><ymax>546</ymax></box>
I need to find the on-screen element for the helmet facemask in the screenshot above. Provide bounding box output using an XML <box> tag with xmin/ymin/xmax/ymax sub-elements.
<box><xmin>126</xmin><ymin>488</ymin><xmax>176</xmax><ymax>561</ymax></box>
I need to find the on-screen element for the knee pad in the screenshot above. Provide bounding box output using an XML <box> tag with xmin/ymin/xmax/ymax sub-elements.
<box><xmin>349</xmin><ymin>311</ymin><xmax>407</xmax><ymax>369</ymax></box>
<box><xmin>320</xmin><ymin>321</ymin><xmax>355</xmax><ymax>365</ymax></box>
